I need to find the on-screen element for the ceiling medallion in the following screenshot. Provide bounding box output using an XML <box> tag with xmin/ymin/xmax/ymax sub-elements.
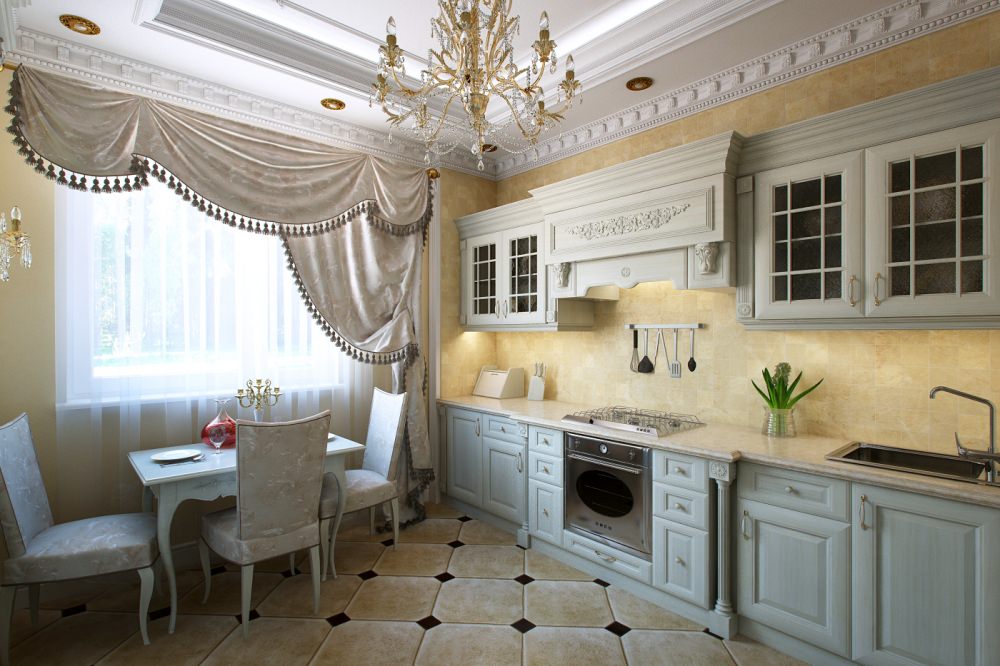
<box><xmin>59</xmin><ymin>15</ymin><xmax>101</xmax><ymax>36</ymax></box>
<box><xmin>372</xmin><ymin>1</ymin><xmax>582</xmax><ymax>171</ymax></box>
<box><xmin>625</xmin><ymin>76</ymin><xmax>653</xmax><ymax>92</ymax></box>
<box><xmin>320</xmin><ymin>98</ymin><xmax>346</xmax><ymax>111</ymax></box>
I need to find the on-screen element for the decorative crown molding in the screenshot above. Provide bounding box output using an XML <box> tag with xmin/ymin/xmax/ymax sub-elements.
<box><xmin>492</xmin><ymin>0</ymin><xmax>1000</xmax><ymax>179</ymax></box>
<box><xmin>566</xmin><ymin>204</ymin><xmax>692</xmax><ymax>241</ymax></box>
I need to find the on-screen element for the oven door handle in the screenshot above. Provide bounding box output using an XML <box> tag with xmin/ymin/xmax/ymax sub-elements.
<box><xmin>567</xmin><ymin>453</ymin><xmax>643</xmax><ymax>476</ymax></box>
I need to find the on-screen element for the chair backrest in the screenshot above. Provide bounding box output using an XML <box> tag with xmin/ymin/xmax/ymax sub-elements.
<box><xmin>0</xmin><ymin>413</ymin><xmax>54</xmax><ymax>558</ymax></box>
<box><xmin>362</xmin><ymin>388</ymin><xmax>408</xmax><ymax>482</ymax></box>
<box><xmin>235</xmin><ymin>411</ymin><xmax>331</xmax><ymax>541</ymax></box>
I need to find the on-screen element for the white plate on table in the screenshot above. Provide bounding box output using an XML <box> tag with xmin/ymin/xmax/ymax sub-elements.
<box><xmin>151</xmin><ymin>449</ymin><xmax>204</xmax><ymax>464</ymax></box>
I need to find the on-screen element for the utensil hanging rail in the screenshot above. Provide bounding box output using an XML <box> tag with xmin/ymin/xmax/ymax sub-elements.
<box><xmin>624</xmin><ymin>324</ymin><xmax>705</xmax><ymax>330</ymax></box>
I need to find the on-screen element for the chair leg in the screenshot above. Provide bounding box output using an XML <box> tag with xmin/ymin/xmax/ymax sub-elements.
<box><xmin>137</xmin><ymin>567</ymin><xmax>154</xmax><ymax>646</ymax></box>
<box><xmin>198</xmin><ymin>538</ymin><xmax>212</xmax><ymax>604</ymax></box>
<box><xmin>0</xmin><ymin>586</ymin><xmax>15</xmax><ymax>666</ymax></box>
<box><xmin>309</xmin><ymin>546</ymin><xmax>321</xmax><ymax>615</ymax></box>
<box><xmin>390</xmin><ymin>498</ymin><xmax>400</xmax><ymax>551</ymax></box>
<box><xmin>28</xmin><ymin>584</ymin><xmax>39</xmax><ymax>627</ymax></box>
<box><xmin>329</xmin><ymin>509</ymin><xmax>344</xmax><ymax>580</ymax></box>
<box><xmin>288</xmin><ymin>552</ymin><xmax>297</xmax><ymax>576</ymax></box>
<box><xmin>319</xmin><ymin>518</ymin><xmax>331</xmax><ymax>581</ymax></box>
<box><xmin>240</xmin><ymin>564</ymin><xmax>254</xmax><ymax>639</ymax></box>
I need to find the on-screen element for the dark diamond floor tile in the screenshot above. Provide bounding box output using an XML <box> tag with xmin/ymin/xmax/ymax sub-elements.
<box><xmin>358</xmin><ymin>570</ymin><xmax>379</xmax><ymax>581</ymax></box>
<box><xmin>210</xmin><ymin>566</ymin><xmax>227</xmax><ymax>576</ymax></box>
<box><xmin>326</xmin><ymin>612</ymin><xmax>351</xmax><ymax>627</ymax></box>
<box><xmin>703</xmin><ymin>628</ymin><xmax>723</xmax><ymax>640</ymax></box>
<box><xmin>511</xmin><ymin>618</ymin><xmax>536</xmax><ymax>634</ymax></box>
<box><xmin>447</xmin><ymin>540</ymin><xmax>465</xmax><ymax>549</ymax></box>
<box><xmin>417</xmin><ymin>615</ymin><xmax>442</xmax><ymax>630</ymax></box>
<box><xmin>148</xmin><ymin>607</ymin><xmax>170</xmax><ymax>621</ymax></box>
<box><xmin>234</xmin><ymin>609</ymin><xmax>261</xmax><ymax>624</ymax></box>
<box><xmin>593</xmin><ymin>578</ymin><xmax>611</xmax><ymax>587</ymax></box>
<box><xmin>605</xmin><ymin>621</ymin><xmax>631</xmax><ymax>637</ymax></box>
<box><xmin>457</xmin><ymin>516</ymin><xmax>472</xmax><ymax>522</ymax></box>
<box><xmin>381</xmin><ymin>538</ymin><xmax>395</xmax><ymax>547</ymax></box>
<box><xmin>61</xmin><ymin>604</ymin><xmax>86</xmax><ymax>618</ymax></box>
<box><xmin>435</xmin><ymin>572</ymin><xmax>456</xmax><ymax>583</ymax></box>
<box><xmin>514</xmin><ymin>574</ymin><xmax>535</xmax><ymax>586</ymax></box>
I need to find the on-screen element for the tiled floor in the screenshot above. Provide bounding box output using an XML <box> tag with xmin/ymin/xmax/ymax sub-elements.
<box><xmin>9</xmin><ymin>503</ymin><xmax>804</xmax><ymax>665</ymax></box>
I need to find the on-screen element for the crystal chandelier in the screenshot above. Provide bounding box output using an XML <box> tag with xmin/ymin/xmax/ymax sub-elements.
<box><xmin>0</xmin><ymin>206</ymin><xmax>30</xmax><ymax>282</ymax></box>
<box><xmin>372</xmin><ymin>0</ymin><xmax>582</xmax><ymax>171</ymax></box>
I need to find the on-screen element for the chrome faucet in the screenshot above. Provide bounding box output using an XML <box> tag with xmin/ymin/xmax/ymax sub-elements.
<box><xmin>929</xmin><ymin>386</ymin><xmax>997</xmax><ymax>483</ymax></box>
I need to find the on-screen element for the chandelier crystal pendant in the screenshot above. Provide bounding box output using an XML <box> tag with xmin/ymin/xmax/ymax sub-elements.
<box><xmin>371</xmin><ymin>0</ymin><xmax>582</xmax><ymax>171</ymax></box>
<box><xmin>0</xmin><ymin>206</ymin><xmax>31</xmax><ymax>282</ymax></box>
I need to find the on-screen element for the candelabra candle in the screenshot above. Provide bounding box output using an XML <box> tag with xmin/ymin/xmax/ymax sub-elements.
<box><xmin>235</xmin><ymin>378</ymin><xmax>282</xmax><ymax>422</ymax></box>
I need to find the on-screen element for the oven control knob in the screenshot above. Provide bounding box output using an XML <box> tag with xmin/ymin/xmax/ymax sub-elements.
<box><xmin>599</xmin><ymin>443</ymin><xmax>608</xmax><ymax>454</ymax></box>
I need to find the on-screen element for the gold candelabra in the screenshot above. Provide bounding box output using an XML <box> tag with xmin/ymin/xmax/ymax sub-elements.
<box><xmin>236</xmin><ymin>378</ymin><xmax>282</xmax><ymax>421</ymax></box>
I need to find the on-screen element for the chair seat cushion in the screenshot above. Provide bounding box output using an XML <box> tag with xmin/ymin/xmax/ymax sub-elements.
<box><xmin>2</xmin><ymin>513</ymin><xmax>157</xmax><ymax>585</ymax></box>
<box><xmin>319</xmin><ymin>469</ymin><xmax>397</xmax><ymax>519</ymax></box>
<box><xmin>202</xmin><ymin>507</ymin><xmax>320</xmax><ymax>566</ymax></box>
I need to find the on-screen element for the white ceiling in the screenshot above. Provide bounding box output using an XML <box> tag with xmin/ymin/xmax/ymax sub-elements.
<box><xmin>1</xmin><ymin>0</ymin><xmax>995</xmax><ymax>176</ymax></box>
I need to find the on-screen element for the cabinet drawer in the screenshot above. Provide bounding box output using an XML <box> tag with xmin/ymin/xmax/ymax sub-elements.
<box><xmin>562</xmin><ymin>530</ymin><xmax>652</xmax><ymax>585</ymax></box>
<box><xmin>652</xmin><ymin>517</ymin><xmax>711</xmax><ymax>609</ymax></box>
<box><xmin>652</xmin><ymin>450</ymin><xmax>709</xmax><ymax>493</ymax></box>
<box><xmin>652</xmin><ymin>483</ymin><xmax>710</xmax><ymax>530</ymax></box>
<box><xmin>739</xmin><ymin>463</ymin><xmax>849</xmax><ymax>521</ymax></box>
<box><xmin>529</xmin><ymin>480</ymin><xmax>563</xmax><ymax>546</ymax></box>
<box><xmin>528</xmin><ymin>451</ymin><xmax>563</xmax><ymax>487</ymax></box>
<box><xmin>529</xmin><ymin>426</ymin><xmax>563</xmax><ymax>455</ymax></box>
<box><xmin>484</xmin><ymin>415</ymin><xmax>527</xmax><ymax>443</ymax></box>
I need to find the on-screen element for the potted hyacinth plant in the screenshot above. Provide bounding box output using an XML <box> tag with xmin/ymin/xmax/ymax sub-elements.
<box><xmin>751</xmin><ymin>362</ymin><xmax>824</xmax><ymax>437</ymax></box>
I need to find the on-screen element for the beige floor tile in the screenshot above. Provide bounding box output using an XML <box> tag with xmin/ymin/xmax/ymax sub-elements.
<box><xmin>256</xmin><ymin>573</ymin><xmax>362</xmax><ymax>618</ymax></box>
<box><xmin>524</xmin><ymin>580</ymin><xmax>613</xmax><ymax>628</ymax></box>
<box><xmin>310</xmin><ymin>620</ymin><xmax>424</xmax><ymax>665</ymax></box>
<box><xmin>372</xmin><ymin>543</ymin><xmax>454</xmax><ymax>576</ymax></box>
<box><xmin>345</xmin><ymin>576</ymin><xmax>440</xmax><ymax>621</ymax></box>
<box><xmin>202</xmin><ymin>617</ymin><xmax>331</xmax><ymax>665</ymax></box>
<box><xmin>424</xmin><ymin>502</ymin><xmax>464</xmax><ymax>519</ymax></box>
<box><xmin>9</xmin><ymin>607</ymin><xmax>61</xmax><ymax>647</ymax></box>
<box><xmin>459</xmin><ymin>519</ymin><xmax>517</xmax><ymax>545</ymax></box>
<box><xmin>330</xmin><ymin>541</ymin><xmax>385</xmax><ymax>574</ymax></box>
<box><xmin>524</xmin><ymin>626</ymin><xmax>626</xmax><ymax>666</ymax></box>
<box><xmin>97</xmin><ymin>614</ymin><xmax>237</xmax><ymax>665</ymax></box>
<box><xmin>724</xmin><ymin>635</ymin><xmax>807</xmax><ymax>666</ymax></box>
<box><xmin>433</xmin><ymin>578</ymin><xmax>523</xmax><ymax>625</ymax></box>
<box><xmin>399</xmin><ymin>518</ymin><xmax>463</xmax><ymax>543</ymax></box>
<box><xmin>622</xmin><ymin>630</ymin><xmax>735</xmax><ymax>665</ymax></box>
<box><xmin>447</xmin><ymin>545</ymin><xmax>524</xmax><ymax>579</ymax></box>
<box><xmin>525</xmin><ymin>549</ymin><xmax>593</xmax><ymax>581</ymax></box>
<box><xmin>179</xmin><ymin>571</ymin><xmax>284</xmax><ymax>615</ymax></box>
<box><xmin>11</xmin><ymin>611</ymin><xmax>138</xmax><ymax>665</ymax></box>
<box><xmin>415</xmin><ymin>623</ymin><xmax>522</xmax><ymax>666</ymax></box>
<box><xmin>606</xmin><ymin>587</ymin><xmax>704</xmax><ymax>631</ymax></box>
<box><xmin>89</xmin><ymin>570</ymin><xmax>202</xmax><ymax>613</ymax></box>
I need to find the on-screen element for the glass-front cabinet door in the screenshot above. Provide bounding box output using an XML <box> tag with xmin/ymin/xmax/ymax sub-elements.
<box><xmin>464</xmin><ymin>232</ymin><xmax>500</xmax><ymax>326</ymax></box>
<box><xmin>865</xmin><ymin>120</ymin><xmax>1000</xmax><ymax>317</ymax></box>
<box><xmin>754</xmin><ymin>152</ymin><xmax>865</xmax><ymax>319</ymax></box>
<box><xmin>500</xmin><ymin>225</ymin><xmax>543</xmax><ymax>325</ymax></box>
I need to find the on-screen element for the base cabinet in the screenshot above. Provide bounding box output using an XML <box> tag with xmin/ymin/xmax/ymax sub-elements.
<box><xmin>652</xmin><ymin>516</ymin><xmax>710</xmax><ymax>608</ymax></box>
<box><xmin>736</xmin><ymin>498</ymin><xmax>851</xmax><ymax>657</ymax></box>
<box><xmin>852</xmin><ymin>485</ymin><xmax>1000</xmax><ymax>666</ymax></box>
<box><xmin>482</xmin><ymin>437</ymin><xmax>525</xmax><ymax>524</ymax></box>
<box><xmin>529</xmin><ymin>479</ymin><xmax>562</xmax><ymax>545</ymax></box>
<box><xmin>446</xmin><ymin>408</ymin><xmax>483</xmax><ymax>507</ymax></box>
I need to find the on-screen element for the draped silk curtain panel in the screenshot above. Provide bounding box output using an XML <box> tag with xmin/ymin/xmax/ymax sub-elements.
<box><xmin>8</xmin><ymin>66</ymin><xmax>434</xmax><ymax>513</ymax></box>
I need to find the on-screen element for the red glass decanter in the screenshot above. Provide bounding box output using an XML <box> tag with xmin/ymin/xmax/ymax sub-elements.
<box><xmin>201</xmin><ymin>398</ymin><xmax>237</xmax><ymax>449</ymax></box>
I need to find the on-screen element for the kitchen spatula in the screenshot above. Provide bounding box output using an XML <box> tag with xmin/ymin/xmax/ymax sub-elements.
<box><xmin>637</xmin><ymin>329</ymin><xmax>654</xmax><ymax>373</ymax></box>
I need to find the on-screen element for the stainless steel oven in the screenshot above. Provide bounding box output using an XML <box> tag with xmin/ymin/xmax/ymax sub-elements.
<box><xmin>565</xmin><ymin>433</ymin><xmax>651</xmax><ymax>560</ymax></box>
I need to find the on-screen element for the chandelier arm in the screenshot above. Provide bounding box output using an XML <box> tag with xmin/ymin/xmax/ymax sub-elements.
<box><xmin>496</xmin><ymin>93</ymin><xmax>542</xmax><ymax>142</ymax></box>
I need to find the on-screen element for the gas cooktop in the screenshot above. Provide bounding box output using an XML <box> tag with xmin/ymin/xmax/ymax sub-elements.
<box><xmin>562</xmin><ymin>406</ymin><xmax>704</xmax><ymax>438</ymax></box>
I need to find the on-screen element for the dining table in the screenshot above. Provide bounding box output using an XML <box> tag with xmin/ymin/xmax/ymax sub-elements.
<box><xmin>127</xmin><ymin>434</ymin><xmax>365</xmax><ymax>633</ymax></box>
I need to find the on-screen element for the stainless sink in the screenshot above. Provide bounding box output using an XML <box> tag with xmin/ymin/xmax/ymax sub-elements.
<box><xmin>826</xmin><ymin>442</ymin><xmax>988</xmax><ymax>484</ymax></box>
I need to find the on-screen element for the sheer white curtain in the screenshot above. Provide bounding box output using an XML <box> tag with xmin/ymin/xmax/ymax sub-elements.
<box><xmin>54</xmin><ymin>186</ymin><xmax>380</xmax><ymax>519</ymax></box>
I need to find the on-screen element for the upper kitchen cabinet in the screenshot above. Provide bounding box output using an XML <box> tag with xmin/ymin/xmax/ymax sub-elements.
<box><xmin>738</xmin><ymin>68</ymin><xmax>1000</xmax><ymax>328</ymax></box>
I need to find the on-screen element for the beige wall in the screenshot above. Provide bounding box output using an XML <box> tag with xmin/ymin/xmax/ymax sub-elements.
<box><xmin>441</xmin><ymin>13</ymin><xmax>1000</xmax><ymax>453</ymax></box>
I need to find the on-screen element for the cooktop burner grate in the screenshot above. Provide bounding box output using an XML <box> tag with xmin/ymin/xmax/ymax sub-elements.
<box><xmin>562</xmin><ymin>406</ymin><xmax>704</xmax><ymax>437</ymax></box>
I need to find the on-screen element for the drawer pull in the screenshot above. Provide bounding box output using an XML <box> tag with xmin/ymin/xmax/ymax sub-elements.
<box><xmin>475</xmin><ymin>419</ymin><xmax>480</xmax><ymax>437</ymax></box>
<box><xmin>673</xmin><ymin>502</ymin><xmax>686</xmax><ymax>512</ymax></box>
<box><xmin>542</xmin><ymin>437</ymin><xmax>550</xmax><ymax>445</ymax></box>
<box><xmin>543</xmin><ymin>465</ymin><xmax>551</xmax><ymax>474</ymax></box>
<box><xmin>674</xmin><ymin>556</ymin><xmax>685</xmax><ymax>566</ymax></box>
<box><xmin>741</xmin><ymin>510</ymin><xmax>751</xmax><ymax>540</ymax></box>
<box><xmin>500</xmin><ymin>425</ymin><xmax>507</xmax><ymax>433</ymax></box>
<box><xmin>542</xmin><ymin>508</ymin><xmax>549</xmax><ymax>517</ymax></box>
<box><xmin>784</xmin><ymin>486</ymin><xmax>795</xmax><ymax>494</ymax></box>
<box><xmin>594</xmin><ymin>550</ymin><xmax>617</xmax><ymax>564</ymax></box>
<box><xmin>673</xmin><ymin>466</ymin><xmax>685</xmax><ymax>475</ymax></box>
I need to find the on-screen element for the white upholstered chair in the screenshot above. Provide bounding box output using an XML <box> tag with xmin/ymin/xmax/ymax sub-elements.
<box><xmin>319</xmin><ymin>388</ymin><xmax>407</xmax><ymax>579</ymax></box>
<box><xmin>0</xmin><ymin>413</ymin><xmax>159</xmax><ymax>665</ymax></box>
<box><xmin>198</xmin><ymin>411</ymin><xmax>330</xmax><ymax>637</ymax></box>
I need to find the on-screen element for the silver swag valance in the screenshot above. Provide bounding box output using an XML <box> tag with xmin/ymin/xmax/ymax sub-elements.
<box><xmin>7</xmin><ymin>66</ymin><xmax>434</xmax><ymax>516</ymax></box>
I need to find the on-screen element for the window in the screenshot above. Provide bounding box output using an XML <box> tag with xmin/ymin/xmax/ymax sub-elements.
<box><xmin>56</xmin><ymin>185</ymin><xmax>343</xmax><ymax>403</ymax></box>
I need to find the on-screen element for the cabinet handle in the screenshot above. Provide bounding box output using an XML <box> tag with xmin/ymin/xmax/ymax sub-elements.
<box><xmin>784</xmin><ymin>485</ymin><xmax>795</xmax><ymax>494</ymax></box>
<box><xmin>674</xmin><ymin>556</ymin><xmax>685</xmax><ymax>566</ymax></box>
<box><xmin>543</xmin><ymin>465</ymin><xmax>551</xmax><ymax>474</ymax></box>
<box><xmin>475</xmin><ymin>419</ymin><xmax>480</xmax><ymax>437</ymax></box>
<box><xmin>503</xmin><ymin>301</ymin><xmax>509</xmax><ymax>318</ymax></box>
<box><xmin>542</xmin><ymin>437</ymin><xmax>550</xmax><ymax>445</ymax></box>
<box><xmin>848</xmin><ymin>274</ymin><xmax>859</xmax><ymax>307</ymax></box>
<box><xmin>594</xmin><ymin>550</ymin><xmax>617</xmax><ymax>564</ymax></box>
<box><xmin>741</xmin><ymin>510</ymin><xmax>751</xmax><ymax>540</ymax></box>
<box><xmin>542</xmin><ymin>508</ymin><xmax>549</xmax><ymax>517</ymax></box>
<box><xmin>673</xmin><ymin>502</ymin><xmax>686</xmax><ymax>511</ymax></box>
<box><xmin>859</xmin><ymin>494</ymin><xmax>870</xmax><ymax>530</ymax></box>
<box><xmin>873</xmin><ymin>273</ymin><xmax>885</xmax><ymax>307</ymax></box>
<box><xmin>517</xmin><ymin>452</ymin><xmax>523</xmax><ymax>473</ymax></box>
<box><xmin>673</xmin><ymin>466</ymin><xmax>685</xmax><ymax>475</ymax></box>
<box><xmin>500</xmin><ymin>425</ymin><xmax>506</xmax><ymax>433</ymax></box>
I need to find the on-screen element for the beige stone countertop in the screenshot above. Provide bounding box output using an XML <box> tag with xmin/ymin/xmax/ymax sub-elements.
<box><xmin>437</xmin><ymin>396</ymin><xmax>1000</xmax><ymax>509</ymax></box>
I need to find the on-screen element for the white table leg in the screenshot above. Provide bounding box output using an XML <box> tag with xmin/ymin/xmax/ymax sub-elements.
<box><xmin>154</xmin><ymin>484</ymin><xmax>180</xmax><ymax>634</ymax></box>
